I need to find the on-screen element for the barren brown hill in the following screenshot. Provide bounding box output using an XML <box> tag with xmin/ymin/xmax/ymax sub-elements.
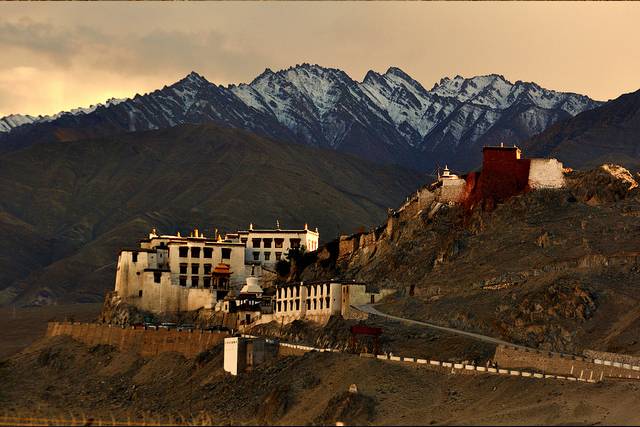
<box><xmin>0</xmin><ymin>123</ymin><xmax>422</xmax><ymax>306</ymax></box>
<box><xmin>299</xmin><ymin>165</ymin><xmax>640</xmax><ymax>354</ymax></box>
<box><xmin>1</xmin><ymin>335</ymin><xmax>639</xmax><ymax>425</ymax></box>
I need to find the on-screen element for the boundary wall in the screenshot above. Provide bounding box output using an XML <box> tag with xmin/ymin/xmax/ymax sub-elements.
<box><xmin>46</xmin><ymin>322</ymin><xmax>228</xmax><ymax>358</ymax></box>
<box><xmin>494</xmin><ymin>345</ymin><xmax>640</xmax><ymax>381</ymax></box>
<box><xmin>369</xmin><ymin>353</ymin><xmax>594</xmax><ymax>384</ymax></box>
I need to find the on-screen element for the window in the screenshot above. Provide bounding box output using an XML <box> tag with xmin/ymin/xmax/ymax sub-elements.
<box><xmin>179</xmin><ymin>264</ymin><xmax>188</xmax><ymax>275</ymax></box>
<box><xmin>289</xmin><ymin>301</ymin><xmax>293</xmax><ymax>311</ymax></box>
<box><xmin>179</xmin><ymin>276</ymin><xmax>187</xmax><ymax>287</ymax></box>
<box><xmin>192</xmin><ymin>276</ymin><xmax>199</xmax><ymax>287</ymax></box>
<box><xmin>275</xmin><ymin>252</ymin><xmax>282</xmax><ymax>260</ymax></box>
<box><xmin>179</xmin><ymin>246</ymin><xmax>189</xmax><ymax>258</ymax></box>
<box><xmin>203</xmin><ymin>264</ymin><xmax>212</xmax><ymax>274</ymax></box>
<box><xmin>241</xmin><ymin>238</ymin><xmax>247</xmax><ymax>244</ymax></box>
<box><xmin>290</xmin><ymin>238</ymin><xmax>301</xmax><ymax>249</ymax></box>
<box><xmin>326</xmin><ymin>296</ymin><xmax>330</xmax><ymax>309</ymax></box>
<box><xmin>263</xmin><ymin>238</ymin><xmax>272</xmax><ymax>248</ymax></box>
<box><xmin>295</xmin><ymin>300</ymin><xmax>300</xmax><ymax>310</ymax></box>
<box><xmin>319</xmin><ymin>298</ymin><xmax>323</xmax><ymax>310</ymax></box>
<box><xmin>191</xmin><ymin>247</ymin><xmax>200</xmax><ymax>258</ymax></box>
<box><xmin>252</xmin><ymin>238</ymin><xmax>261</xmax><ymax>248</ymax></box>
<box><xmin>253</xmin><ymin>252</ymin><xmax>260</xmax><ymax>261</ymax></box>
<box><xmin>264</xmin><ymin>252</ymin><xmax>271</xmax><ymax>261</ymax></box>
<box><xmin>306</xmin><ymin>299</ymin><xmax>311</xmax><ymax>310</ymax></box>
<box><xmin>191</xmin><ymin>264</ymin><xmax>199</xmax><ymax>275</ymax></box>
<box><xmin>153</xmin><ymin>272</ymin><xmax>161</xmax><ymax>283</ymax></box>
<box><xmin>221</xmin><ymin>248</ymin><xmax>231</xmax><ymax>260</ymax></box>
<box><xmin>203</xmin><ymin>247</ymin><xmax>213</xmax><ymax>258</ymax></box>
<box><xmin>138</xmin><ymin>290</ymin><xmax>143</xmax><ymax>297</ymax></box>
<box><xmin>277</xmin><ymin>301</ymin><xmax>282</xmax><ymax>312</ymax></box>
<box><xmin>274</xmin><ymin>238</ymin><xmax>284</xmax><ymax>248</ymax></box>
<box><xmin>132</xmin><ymin>252</ymin><xmax>138</xmax><ymax>263</ymax></box>
<box><xmin>203</xmin><ymin>277</ymin><xmax>211</xmax><ymax>288</ymax></box>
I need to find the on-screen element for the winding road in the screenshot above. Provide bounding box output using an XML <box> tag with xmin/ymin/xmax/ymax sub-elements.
<box><xmin>358</xmin><ymin>304</ymin><xmax>528</xmax><ymax>349</ymax></box>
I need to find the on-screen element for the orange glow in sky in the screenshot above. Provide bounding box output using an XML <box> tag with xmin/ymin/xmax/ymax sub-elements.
<box><xmin>1</xmin><ymin>2</ymin><xmax>639</xmax><ymax>116</ymax></box>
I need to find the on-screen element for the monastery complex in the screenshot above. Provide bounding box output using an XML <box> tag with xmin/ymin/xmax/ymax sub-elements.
<box><xmin>111</xmin><ymin>145</ymin><xmax>566</xmax><ymax>329</ymax></box>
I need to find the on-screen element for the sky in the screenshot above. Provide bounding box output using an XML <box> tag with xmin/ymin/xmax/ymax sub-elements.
<box><xmin>1</xmin><ymin>1</ymin><xmax>639</xmax><ymax>117</ymax></box>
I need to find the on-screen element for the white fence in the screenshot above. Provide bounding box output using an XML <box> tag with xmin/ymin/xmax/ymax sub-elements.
<box><xmin>370</xmin><ymin>353</ymin><xmax>596</xmax><ymax>384</ymax></box>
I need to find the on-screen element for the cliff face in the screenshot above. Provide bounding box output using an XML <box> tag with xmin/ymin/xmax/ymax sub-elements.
<box><xmin>301</xmin><ymin>165</ymin><xmax>640</xmax><ymax>353</ymax></box>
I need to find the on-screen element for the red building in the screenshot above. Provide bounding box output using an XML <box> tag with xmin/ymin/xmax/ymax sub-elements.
<box><xmin>464</xmin><ymin>144</ymin><xmax>532</xmax><ymax>209</ymax></box>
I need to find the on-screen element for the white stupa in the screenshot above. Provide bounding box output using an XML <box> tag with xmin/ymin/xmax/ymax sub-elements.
<box><xmin>240</xmin><ymin>276</ymin><xmax>263</xmax><ymax>296</ymax></box>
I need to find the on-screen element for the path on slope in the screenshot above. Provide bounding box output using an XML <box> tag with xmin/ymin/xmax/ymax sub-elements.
<box><xmin>358</xmin><ymin>304</ymin><xmax>528</xmax><ymax>349</ymax></box>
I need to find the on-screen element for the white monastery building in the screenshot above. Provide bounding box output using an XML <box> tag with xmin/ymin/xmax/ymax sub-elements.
<box><xmin>114</xmin><ymin>223</ymin><xmax>319</xmax><ymax>314</ymax></box>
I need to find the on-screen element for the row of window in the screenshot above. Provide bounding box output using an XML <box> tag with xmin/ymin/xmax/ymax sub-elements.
<box><xmin>276</xmin><ymin>297</ymin><xmax>331</xmax><ymax>312</ymax></box>
<box><xmin>278</xmin><ymin>284</ymin><xmax>329</xmax><ymax>299</ymax></box>
<box><xmin>251</xmin><ymin>238</ymin><xmax>300</xmax><ymax>249</ymax></box>
<box><xmin>178</xmin><ymin>246</ymin><xmax>231</xmax><ymax>259</ymax></box>
<box><xmin>178</xmin><ymin>275</ymin><xmax>212</xmax><ymax>288</ymax></box>
<box><xmin>179</xmin><ymin>263</ymin><xmax>214</xmax><ymax>275</ymax></box>
<box><xmin>252</xmin><ymin>251</ymin><xmax>282</xmax><ymax>261</ymax></box>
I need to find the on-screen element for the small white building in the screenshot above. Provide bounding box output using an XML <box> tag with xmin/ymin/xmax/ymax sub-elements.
<box><xmin>224</xmin><ymin>336</ymin><xmax>277</xmax><ymax>376</ymax></box>
<box><xmin>273</xmin><ymin>280</ymin><xmax>392</xmax><ymax>325</ymax></box>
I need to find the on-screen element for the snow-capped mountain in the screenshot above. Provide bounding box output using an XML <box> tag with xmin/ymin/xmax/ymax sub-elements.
<box><xmin>0</xmin><ymin>65</ymin><xmax>602</xmax><ymax>170</ymax></box>
<box><xmin>0</xmin><ymin>98</ymin><xmax>126</xmax><ymax>133</ymax></box>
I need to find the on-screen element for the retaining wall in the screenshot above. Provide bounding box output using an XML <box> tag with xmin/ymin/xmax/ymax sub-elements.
<box><xmin>370</xmin><ymin>353</ymin><xmax>591</xmax><ymax>383</ymax></box>
<box><xmin>46</xmin><ymin>322</ymin><xmax>228</xmax><ymax>358</ymax></box>
<box><xmin>494</xmin><ymin>345</ymin><xmax>640</xmax><ymax>381</ymax></box>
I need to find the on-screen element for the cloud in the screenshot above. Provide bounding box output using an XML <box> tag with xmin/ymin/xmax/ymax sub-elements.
<box><xmin>0</xmin><ymin>18</ymin><xmax>268</xmax><ymax>82</ymax></box>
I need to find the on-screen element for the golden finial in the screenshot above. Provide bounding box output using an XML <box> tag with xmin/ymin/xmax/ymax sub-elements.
<box><xmin>304</xmin><ymin>223</ymin><xmax>308</xmax><ymax>230</ymax></box>
<box><xmin>276</xmin><ymin>219</ymin><xmax>280</xmax><ymax>229</ymax></box>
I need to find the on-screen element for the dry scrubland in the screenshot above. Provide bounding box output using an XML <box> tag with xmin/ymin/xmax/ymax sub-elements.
<box><xmin>2</xmin><ymin>335</ymin><xmax>640</xmax><ymax>425</ymax></box>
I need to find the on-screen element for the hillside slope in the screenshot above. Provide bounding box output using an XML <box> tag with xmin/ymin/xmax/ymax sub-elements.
<box><xmin>301</xmin><ymin>165</ymin><xmax>640</xmax><ymax>354</ymax></box>
<box><xmin>523</xmin><ymin>88</ymin><xmax>640</xmax><ymax>171</ymax></box>
<box><xmin>0</xmin><ymin>124</ymin><xmax>422</xmax><ymax>306</ymax></box>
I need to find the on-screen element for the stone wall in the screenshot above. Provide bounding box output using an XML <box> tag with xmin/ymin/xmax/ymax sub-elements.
<box><xmin>583</xmin><ymin>349</ymin><xmax>640</xmax><ymax>366</ymax></box>
<box><xmin>494</xmin><ymin>345</ymin><xmax>640</xmax><ymax>381</ymax></box>
<box><xmin>46</xmin><ymin>322</ymin><xmax>228</xmax><ymax>358</ymax></box>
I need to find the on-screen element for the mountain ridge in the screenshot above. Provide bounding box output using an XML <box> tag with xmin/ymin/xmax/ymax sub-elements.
<box><xmin>0</xmin><ymin>64</ymin><xmax>602</xmax><ymax>171</ymax></box>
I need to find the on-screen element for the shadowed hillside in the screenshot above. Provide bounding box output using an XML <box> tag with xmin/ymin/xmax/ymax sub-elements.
<box><xmin>0</xmin><ymin>123</ymin><xmax>423</xmax><ymax>306</ymax></box>
<box><xmin>524</xmin><ymin>88</ymin><xmax>640</xmax><ymax>171</ymax></box>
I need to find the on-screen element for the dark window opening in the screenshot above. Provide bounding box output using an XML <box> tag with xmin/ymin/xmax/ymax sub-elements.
<box><xmin>264</xmin><ymin>252</ymin><xmax>271</xmax><ymax>261</ymax></box>
<box><xmin>204</xmin><ymin>264</ymin><xmax>212</xmax><ymax>274</ymax></box>
<box><xmin>252</xmin><ymin>238</ymin><xmax>261</xmax><ymax>248</ymax></box>
<box><xmin>290</xmin><ymin>238</ymin><xmax>301</xmax><ymax>249</ymax></box>
<box><xmin>277</xmin><ymin>301</ymin><xmax>282</xmax><ymax>312</ymax></box>
<box><xmin>326</xmin><ymin>296</ymin><xmax>330</xmax><ymax>308</ymax></box>
<box><xmin>191</xmin><ymin>247</ymin><xmax>201</xmax><ymax>258</ymax></box>
<box><xmin>203</xmin><ymin>247</ymin><xmax>213</xmax><ymax>258</ymax></box>
<box><xmin>275</xmin><ymin>252</ymin><xmax>282</xmax><ymax>260</ymax></box>
<box><xmin>153</xmin><ymin>272</ymin><xmax>161</xmax><ymax>283</ymax></box>
<box><xmin>263</xmin><ymin>238</ymin><xmax>272</xmax><ymax>248</ymax></box>
<box><xmin>138</xmin><ymin>290</ymin><xmax>143</xmax><ymax>297</ymax></box>
<box><xmin>192</xmin><ymin>276</ymin><xmax>199</xmax><ymax>287</ymax></box>
<box><xmin>274</xmin><ymin>238</ymin><xmax>284</xmax><ymax>248</ymax></box>
<box><xmin>191</xmin><ymin>264</ymin><xmax>199</xmax><ymax>275</ymax></box>
<box><xmin>179</xmin><ymin>246</ymin><xmax>189</xmax><ymax>258</ymax></box>
<box><xmin>179</xmin><ymin>264</ymin><xmax>188</xmax><ymax>275</ymax></box>
<box><xmin>203</xmin><ymin>277</ymin><xmax>211</xmax><ymax>288</ymax></box>
<box><xmin>295</xmin><ymin>300</ymin><xmax>300</xmax><ymax>310</ymax></box>
<box><xmin>241</xmin><ymin>238</ymin><xmax>247</xmax><ymax>244</ymax></box>
<box><xmin>306</xmin><ymin>299</ymin><xmax>311</xmax><ymax>310</ymax></box>
<box><xmin>221</xmin><ymin>248</ymin><xmax>231</xmax><ymax>260</ymax></box>
<box><xmin>132</xmin><ymin>252</ymin><xmax>138</xmax><ymax>263</ymax></box>
<box><xmin>253</xmin><ymin>252</ymin><xmax>260</xmax><ymax>261</ymax></box>
<box><xmin>179</xmin><ymin>276</ymin><xmax>187</xmax><ymax>287</ymax></box>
